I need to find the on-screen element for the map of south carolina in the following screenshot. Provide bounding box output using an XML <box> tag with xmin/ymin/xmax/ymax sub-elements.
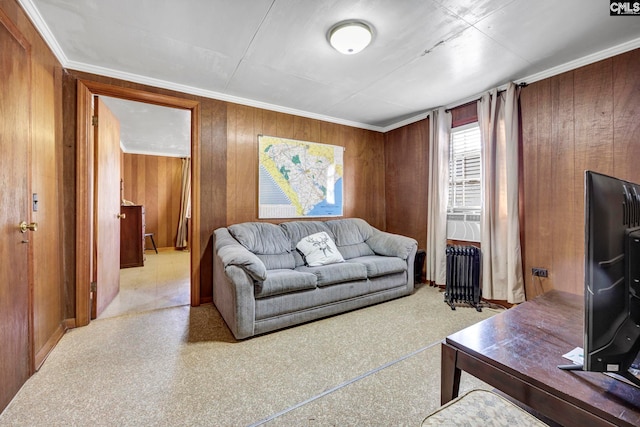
<box><xmin>258</xmin><ymin>135</ymin><xmax>343</xmax><ymax>218</ymax></box>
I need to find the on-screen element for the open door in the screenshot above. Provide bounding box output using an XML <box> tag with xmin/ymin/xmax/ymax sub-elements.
<box><xmin>76</xmin><ymin>81</ymin><xmax>201</xmax><ymax>328</ymax></box>
<box><xmin>92</xmin><ymin>97</ymin><xmax>122</xmax><ymax>318</ymax></box>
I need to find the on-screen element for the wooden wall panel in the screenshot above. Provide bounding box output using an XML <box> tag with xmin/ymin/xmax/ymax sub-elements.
<box><xmin>0</xmin><ymin>0</ymin><xmax>65</xmax><ymax>400</ymax></box>
<box><xmin>198</xmin><ymin>98</ymin><xmax>227</xmax><ymax>302</ymax></box>
<box><xmin>520</xmin><ymin>79</ymin><xmax>539</xmax><ymax>298</ymax></box>
<box><xmin>226</xmin><ymin>104</ymin><xmax>386</xmax><ymax>229</ymax></box>
<box><xmin>613</xmin><ymin>52</ymin><xmax>640</xmax><ymax>184</ymax></box>
<box><xmin>383</xmin><ymin>49</ymin><xmax>640</xmax><ymax>300</ymax></box>
<box><xmin>548</xmin><ymin>73</ymin><xmax>577</xmax><ymax>296</ymax></box>
<box><xmin>520</xmin><ymin>49</ymin><xmax>639</xmax><ymax>297</ymax></box>
<box><xmin>31</xmin><ymin>31</ymin><xmax>65</xmax><ymax>368</ymax></box>
<box><xmin>121</xmin><ymin>153</ymin><xmax>183</xmax><ymax>249</ymax></box>
<box><xmin>384</xmin><ymin>118</ymin><xmax>429</xmax><ymax>249</ymax></box>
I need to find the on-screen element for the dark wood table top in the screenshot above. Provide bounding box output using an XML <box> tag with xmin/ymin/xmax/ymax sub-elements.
<box><xmin>446</xmin><ymin>290</ymin><xmax>640</xmax><ymax>426</ymax></box>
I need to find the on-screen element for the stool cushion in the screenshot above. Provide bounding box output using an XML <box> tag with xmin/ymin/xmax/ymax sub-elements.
<box><xmin>422</xmin><ymin>389</ymin><xmax>547</xmax><ymax>426</ymax></box>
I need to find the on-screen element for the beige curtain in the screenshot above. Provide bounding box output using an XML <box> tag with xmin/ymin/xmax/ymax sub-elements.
<box><xmin>426</xmin><ymin>107</ymin><xmax>451</xmax><ymax>286</ymax></box>
<box><xmin>176</xmin><ymin>157</ymin><xmax>191</xmax><ymax>249</ymax></box>
<box><xmin>477</xmin><ymin>83</ymin><xmax>525</xmax><ymax>303</ymax></box>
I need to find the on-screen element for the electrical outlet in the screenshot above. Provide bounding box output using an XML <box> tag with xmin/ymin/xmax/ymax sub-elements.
<box><xmin>532</xmin><ymin>267</ymin><xmax>548</xmax><ymax>278</ymax></box>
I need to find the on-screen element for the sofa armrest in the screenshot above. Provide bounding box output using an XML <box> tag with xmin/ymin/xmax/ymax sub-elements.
<box><xmin>217</xmin><ymin>245</ymin><xmax>267</xmax><ymax>282</ymax></box>
<box><xmin>366</xmin><ymin>230</ymin><xmax>418</xmax><ymax>260</ymax></box>
<box><xmin>213</xmin><ymin>255</ymin><xmax>256</xmax><ymax>340</ymax></box>
<box><xmin>214</xmin><ymin>228</ymin><xmax>267</xmax><ymax>281</ymax></box>
<box><xmin>213</xmin><ymin>227</ymin><xmax>259</xmax><ymax>339</ymax></box>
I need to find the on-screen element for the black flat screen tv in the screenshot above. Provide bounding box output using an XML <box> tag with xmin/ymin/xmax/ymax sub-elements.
<box><xmin>559</xmin><ymin>171</ymin><xmax>640</xmax><ymax>387</ymax></box>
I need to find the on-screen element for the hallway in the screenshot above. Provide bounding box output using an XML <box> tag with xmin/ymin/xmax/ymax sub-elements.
<box><xmin>99</xmin><ymin>250</ymin><xmax>190</xmax><ymax>319</ymax></box>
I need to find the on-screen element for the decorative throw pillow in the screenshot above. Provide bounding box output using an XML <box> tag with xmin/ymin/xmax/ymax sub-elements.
<box><xmin>296</xmin><ymin>232</ymin><xmax>344</xmax><ymax>267</ymax></box>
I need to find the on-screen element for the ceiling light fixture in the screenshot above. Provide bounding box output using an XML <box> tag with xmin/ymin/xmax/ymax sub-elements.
<box><xmin>328</xmin><ymin>20</ymin><xmax>373</xmax><ymax>55</ymax></box>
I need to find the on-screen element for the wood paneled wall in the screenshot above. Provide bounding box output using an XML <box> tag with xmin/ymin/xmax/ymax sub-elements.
<box><xmin>31</xmin><ymin>32</ymin><xmax>65</xmax><ymax>368</ymax></box>
<box><xmin>62</xmin><ymin>74</ymin><xmax>384</xmax><ymax>306</ymax></box>
<box><xmin>226</xmin><ymin>104</ymin><xmax>386</xmax><ymax>229</ymax></box>
<box><xmin>383</xmin><ymin>48</ymin><xmax>640</xmax><ymax>300</ymax></box>
<box><xmin>384</xmin><ymin>119</ymin><xmax>429</xmax><ymax>249</ymax></box>
<box><xmin>121</xmin><ymin>153</ymin><xmax>183</xmax><ymax>249</ymax></box>
<box><xmin>0</xmin><ymin>0</ymin><xmax>64</xmax><ymax>377</ymax></box>
<box><xmin>62</xmin><ymin>71</ymin><xmax>227</xmax><ymax>305</ymax></box>
<box><xmin>521</xmin><ymin>48</ymin><xmax>640</xmax><ymax>298</ymax></box>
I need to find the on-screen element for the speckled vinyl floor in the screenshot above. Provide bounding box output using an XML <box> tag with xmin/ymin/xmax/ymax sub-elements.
<box><xmin>99</xmin><ymin>249</ymin><xmax>191</xmax><ymax>319</ymax></box>
<box><xmin>0</xmin><ymin>281</ymin><xmax>503</xmax><ymax>426</ymax></box>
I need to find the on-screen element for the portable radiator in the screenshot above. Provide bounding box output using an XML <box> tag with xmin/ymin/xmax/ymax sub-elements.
<box><xmin>445</xmin><ymin>245</ymin><xmax>482</xmax><ymax>311</ymax></box>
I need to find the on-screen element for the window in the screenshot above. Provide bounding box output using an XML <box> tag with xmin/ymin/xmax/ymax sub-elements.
<box><xmin>447</xmin><ymin>122</ymin><xmax>481</xmax><ymax>242</ymax></box>
<box><xmin>448</xmin><ymin>123</ymin><xmax>481</xmax><ymax>213</ymax></box>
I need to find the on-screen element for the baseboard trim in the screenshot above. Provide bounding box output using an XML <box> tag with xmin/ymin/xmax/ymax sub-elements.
<box><xmin>63</xmin><ymin>318</ymin><xmax>76</xmax><ymax>329</ymax></box>
<box><xmin>34</xmin><ymin>322</ymin><xmax>67</xmax><ymax>370</ymax></box>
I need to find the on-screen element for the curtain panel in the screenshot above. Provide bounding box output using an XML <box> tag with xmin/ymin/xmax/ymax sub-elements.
<box><xmin>426</xmin><ymin>108</ymin><xmax>451</xmax><ymax>286</ymax></box>
<box><xmin>175</xmin><ymin>157</ymin><xmax>191</xmax><ymax>249</ymax></box>
<box><xmin>477</xmin><ymin>83</ymin><xmax>525</xmax><ymax>303</ymax></box>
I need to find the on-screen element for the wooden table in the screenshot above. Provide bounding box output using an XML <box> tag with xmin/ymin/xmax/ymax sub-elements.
<box><xmin>441</xmin><ymin>290</ymin><xmax>640</xmax><ymax>427</ymax></box>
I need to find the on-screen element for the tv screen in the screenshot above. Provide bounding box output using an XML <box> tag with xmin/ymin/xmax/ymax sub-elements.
<box><xmin>582</xmin><ymin>171</ymin><xmax>640</xmax><ymax>387</ymax></box>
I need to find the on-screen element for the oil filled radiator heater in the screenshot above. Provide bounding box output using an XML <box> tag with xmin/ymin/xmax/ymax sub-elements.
<box><xmin>445</xmin><ymin>245</ymin><xmax>482</xmax><ymax>311</ymax></box>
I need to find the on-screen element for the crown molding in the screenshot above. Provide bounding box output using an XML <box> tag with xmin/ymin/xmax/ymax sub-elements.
<box><xmin>381</xmin><ymin>112</ymin><xmax>431</xmax><ymax>132</ymax></box>
<box><xmin>381</xmin><ymin>37</ymin><xmax>640</xmax><ymax>133</ymax></box>
<box><xmin>19</xmin><ymin>0</ymin><xmax>640</xmax><ymax>134</ymax></box>
<box><xmin>121</xmin><ymin>147</ymin><xmax>189</xmax><ymax>158</ymax></box>
<box><xmin>17</xmin><ymin>0</ymin><xmax>68</xmax><ymax>63</ymax></box>
<box><xmin>64</xmin><ymin>60</ymin><xmax>385</xmax><ymax>133</ymax></box>
<box><xmin>516</xmin><ymin>36</ymin><xmax>640</xmax><ymax>85</ymax></box>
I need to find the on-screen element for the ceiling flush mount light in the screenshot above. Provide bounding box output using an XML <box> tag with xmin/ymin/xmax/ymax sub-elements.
<box><xmin>328</xmin><ymin>20</ymin><xmax>373</xmax><ymax>55</ymax></box>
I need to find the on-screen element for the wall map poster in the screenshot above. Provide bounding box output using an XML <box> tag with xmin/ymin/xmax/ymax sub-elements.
<box><xmin>258</xmin><ymin>135</ymin><xmax>344</xmax><ymax>218</ymax></box>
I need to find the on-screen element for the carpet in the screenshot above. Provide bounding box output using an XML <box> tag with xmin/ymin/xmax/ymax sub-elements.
<box><xmin>0</xmin><ymin>284</ymin><xmax>502</xmax><ymax>426</ymax></box>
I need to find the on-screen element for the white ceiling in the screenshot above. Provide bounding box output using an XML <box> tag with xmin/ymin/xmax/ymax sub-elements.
<box><xmin>100</xmin><ymin>97</ymin><xmax>191</xmax><ymax>158</ymax></box>
<box><xmin>19</xmin><ymin>0</ymin><xmax>640</xmax><ymax>155</ymax></box>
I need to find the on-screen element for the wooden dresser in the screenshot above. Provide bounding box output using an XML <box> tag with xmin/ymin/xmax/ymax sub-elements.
<box><xmin>120</xmin><ymin>205</ymin><xmax>145</xmax><ymax>268</ymax></box>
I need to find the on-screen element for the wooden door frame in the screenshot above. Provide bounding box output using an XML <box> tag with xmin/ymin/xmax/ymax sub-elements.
<box><xmin>75</xmin><ymin>80</ymin><xmax>201</xmax><ymax>327</ymax></box>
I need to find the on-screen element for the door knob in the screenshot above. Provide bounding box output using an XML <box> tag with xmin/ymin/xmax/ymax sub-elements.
<box><xmin>117</xmin><ymin>213</ymin><xmax>126</xmax><ymax>219</ymax></box>
<box><xmin>19</xmin><ymin>221</ymin><xmax>38</xmax><ymax>233</ymax></box>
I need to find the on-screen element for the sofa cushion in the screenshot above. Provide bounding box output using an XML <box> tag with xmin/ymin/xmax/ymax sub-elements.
<box><xmin>254</xmin><ymin>269</ymin><xmax>317</xmax><ymax>299</ymax></box>
<box><xmin>366</xmin><ymin>231</ymin><xmax>417</xmax><ymax>260</ymax></box>
<box><xmin>256</xmin><ymin>253</ymin><xmax>296</xmax><ymax>270</ymax></box>
<box><xmin>347</xmin><ymin>255</ymin><xmax>407</xmax><ymax>278</ymax></box>
<box><xmin>296</xmin><ymin>231</ymin><xmax>344</xmax><ymax>266</ymax></box>
<box><xmin>326</xmin><ymin>218</ymin><xmax>374</xmax><ymax>246</ymax></box>
<box><xmin>280</xmin><ymin>221</ymin><xmax>335</xmax><ymax>266</ymax></box>
<box><xmin>229</xmin><ymin>222</ymin><xmax>291</xmax><ymax>255</ymax></box>
<box><xmin>296</xmin><ymin>262</ymin><xmax>367</xmax><ymax>287</ymax></box>
<box><xmin>335</xmin><ymin>242</ymin><xmax>375</xmax><ymax>260</ymax></box>
<box><xmin>325</xmin><ymin>219</ymin><xmax>375</xmax><ymax>259</ymax></box>
<box><xmin>280</xmin><ymin>221</ymin><xmax>334</xmax><ymax>247</ymax></box>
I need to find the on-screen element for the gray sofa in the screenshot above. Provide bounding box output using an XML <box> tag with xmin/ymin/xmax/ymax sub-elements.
<box><xmin>213</xmin><ymin>218</ymin><xmax>418</xmax><ymax>339</ymax></box>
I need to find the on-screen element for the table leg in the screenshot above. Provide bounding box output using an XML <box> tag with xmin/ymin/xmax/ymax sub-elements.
<box><xmin>441</xmin><ymin>341</ymin><xmax>461</xmax><ymax>405</ymax></box>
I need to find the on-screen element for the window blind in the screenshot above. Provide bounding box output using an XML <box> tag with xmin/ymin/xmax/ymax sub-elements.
<box><xmin>448</xmin><ymin>123</ymin><xmax>481</xmax><ymax>212</ymax></box>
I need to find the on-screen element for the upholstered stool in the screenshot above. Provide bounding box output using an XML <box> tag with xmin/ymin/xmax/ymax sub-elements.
<box><xmin>422</xmin><ymin>389</ymin><xmax>547</xmax><ymax>426</ymax></box>
<box><xmin>144</xmin><ymin>232</ymin><xmax>158</xmax><ymax>254</ymax></box>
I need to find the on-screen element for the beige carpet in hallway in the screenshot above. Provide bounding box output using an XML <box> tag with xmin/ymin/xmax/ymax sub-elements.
<box><xmin>0</xmin><ymin>285</ymin><xmax>503</xmax><ymax>426</ymax></box>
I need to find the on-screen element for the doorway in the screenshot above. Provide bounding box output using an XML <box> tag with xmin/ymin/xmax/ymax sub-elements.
<box><xmin>75</xmin><ymin>80</ymin><xmax>201</xmax><ymax>327</ymax></box>
<box><xmin>97</xmin><ymin>96</ymin><xmax>192</xmax><ymax>319</ymax></box>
